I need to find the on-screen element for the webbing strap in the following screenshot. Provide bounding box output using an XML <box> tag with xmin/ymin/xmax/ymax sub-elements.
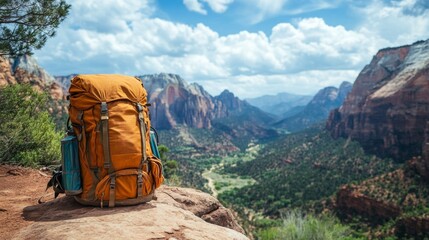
<box><xmin>109</xmin><ymin>175</ymin><xmax>116</xmax><ymax>208</ymax></box>
<box><xmin>100</xmin><ymin>102</ymin><xmax>112</xmax><ymax>172</ymax></box>
<box><xmin>136</xmin><ymin>103</ymin><xmax>148</xmax><ymax>197</ymax></box>
<box><xmin>137</xmin><ymin>169</ymin><xmax>143</xmax><ymax>197</ymax></box>
<box><xmin>77</xmin><ymin>111</ymin><xmax>84</xmax><ymax>141</ymax></box>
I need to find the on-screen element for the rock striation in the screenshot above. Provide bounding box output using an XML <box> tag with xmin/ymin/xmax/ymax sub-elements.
<box><xmin>0</xmin><ymin>55</ymin><xmax>64</xmax><ymax>100</ymax></box>
<box><xmin>327</xmin><ymin>39</ymin><xmax>429</xmax><ymax>162</ymax></box>
<box><xmin>138</xmin><ymin>73</ymin><xmax>275</xmax><ymax>133</ymax></box>
<box><xmin>14</xmin><ymin>186</ymin><xmax>247</xmax><ymax>240</ymax></box>
<box><xmin>140</xmin><ymin>73</ymin><xmax>217</xmax><ymax>129</ymax></box>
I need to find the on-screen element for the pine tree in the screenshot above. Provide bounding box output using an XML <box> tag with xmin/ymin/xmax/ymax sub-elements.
<box><xmin>0</xmin><ymin>0</ymin><xmax>70</xmax><ymax>56</ymax></box>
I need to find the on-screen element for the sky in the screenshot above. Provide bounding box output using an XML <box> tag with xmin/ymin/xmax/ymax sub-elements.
<box><xmin>34</xmin><ymin>0</ymin><xmax>429</xmax><ymax>98</ymax></box>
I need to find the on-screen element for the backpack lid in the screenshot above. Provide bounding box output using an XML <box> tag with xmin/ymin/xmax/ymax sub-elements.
<box><xmin>69</xmin><ymin>74</ymin><xmax>146</xmax><ymax>110</ymax></box>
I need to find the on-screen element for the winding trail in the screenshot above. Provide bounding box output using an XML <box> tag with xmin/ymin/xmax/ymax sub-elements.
<box><xmin>202</xmin><ymin>165</ymin><xmax>218</xmax><ymax>198</ymax></box>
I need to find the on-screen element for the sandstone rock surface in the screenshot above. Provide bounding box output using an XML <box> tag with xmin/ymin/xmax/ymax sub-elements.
<box><xmin>138</xmin><ymin>73</ymin><xmax>275</xmax><ymax>133</ymax></box>
<box><xmin>15</xmin><ymin>186</ymin><xmax>247</xmax><ymax>240</ymax></box>
<box><xmin>0</xmin><ymin>55</ymin><xmax>64</xmax><ymax>100</ymax></box>
<box><xmin>327</xmin><ymin>39</ymin><xmax>429</xmax><ymax>162</ymax></box>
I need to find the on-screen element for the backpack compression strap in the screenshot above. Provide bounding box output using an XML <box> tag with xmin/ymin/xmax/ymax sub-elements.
<box><xmin>100</xmin><ymin>102</ymin><xmax>115</xmax><ymax>207</ymax></box>
<box><xmin>100</xmin><ymin>102</ymin><xmax>112</xmax><ymax>171</ymax></box>
<box><xmin>136</xmin><ymin>103</ymin><xmax>147</xmax><ymax>198</ymax></box>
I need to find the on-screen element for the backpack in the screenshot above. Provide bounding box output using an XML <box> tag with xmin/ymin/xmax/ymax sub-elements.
<box><xmin>62</xmin><ymin>74</ymin><xmax>164</xmax><ymax>207</ymax></box>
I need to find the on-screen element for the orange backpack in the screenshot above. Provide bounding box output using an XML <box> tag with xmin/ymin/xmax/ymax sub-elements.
<box><xmin>68</xmin><ymin>74</ymin><xmax>163</xmax><ymax>207</ymax></box>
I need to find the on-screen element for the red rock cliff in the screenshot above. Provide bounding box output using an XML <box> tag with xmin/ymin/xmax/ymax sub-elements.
<box><xmin>327</xmin><ymin>39</ymin><xmax>429</xmax><ymax>162</ymax></box>
<box><xmin>0</xmin><ymin>55</ymin><xmax>64</xmax><ymax>100</ymax></box>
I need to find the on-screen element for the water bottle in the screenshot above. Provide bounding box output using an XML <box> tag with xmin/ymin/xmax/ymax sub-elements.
<box><xmin>61</xmin><ymin>134</ymin><xmax>82</xmax><ymax>195</ymax></box>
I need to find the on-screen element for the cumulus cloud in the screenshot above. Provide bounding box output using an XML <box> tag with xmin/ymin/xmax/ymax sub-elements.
<box><xmin>183</xmin><ymin>0</ymin><xmax>234</xmax><ymax>14</ymax></box>
<box><xmin>34</xmin><ymin>0</ymin><xmax>429</xmax><ymax>98</ymax></box>
<box><xmin>355</xmin><ymin>0</ymin><xmax>429</xmax><ymax>45</ymax></box>
<box><xmin>236</xmin><ymin>0</ymin><xmax>342</xmax><ymax>24</ymax></box>
<box><xmin>183</xmin><ymin>0</ymin><xmax>207</xmax><ymax>15</ymax></box>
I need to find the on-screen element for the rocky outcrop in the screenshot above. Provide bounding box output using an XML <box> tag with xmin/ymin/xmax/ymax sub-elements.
<box><xmin>396</xmin><ymin>216</ymin><xmax>429</xmax><ymax>238</ymax></box>
<box><xmin>55</xmin><ymin>74</ymin><xmax>77</xmax><ymax>91</ymax></box>
<box><xmin>14</xmin><ymin>186</ymin><xmax>247</xmax><ymax>240</ymax></box>
<box><xmin>140</xmin><ymin>73</ymin><xmax>216</xmax><ymax>129</ymax></box>
<box><xmin>0</xmin><ymin>55</ymin><xmax>64</xmax><ymax>100</ymax></box>
<box><xmin>274</xmin><ymin>81</ymin><xmax>352</xmax><ymax>132</ymax></box>
<box><xmin>139</xmin><ymin>73</ymin><xmax>276</xmax><ymax>135</ymax></box>
<box><xmin>327</xmin><ymin>39</ymin><xmax>429</xmax><ymax>162</ymax></box>
<box><xmin>336</xmin><ymin>185</ymin><xmax>401</xmax><ymax>222</ymax></box>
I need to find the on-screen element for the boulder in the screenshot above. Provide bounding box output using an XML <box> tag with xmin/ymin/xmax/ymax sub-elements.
<box><xmin>15</xmin><ymin>186</ymin><xmax>247</xmax><ymax>240</ymax></box>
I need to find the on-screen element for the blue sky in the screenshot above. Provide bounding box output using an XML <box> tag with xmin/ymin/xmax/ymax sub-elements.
<box><xmin>34</xmin><ymin>0</ymin><xmax>429</xmax><ymax>98</ymax></box>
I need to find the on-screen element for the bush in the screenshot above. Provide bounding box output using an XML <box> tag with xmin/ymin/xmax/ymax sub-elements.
<box><xmin>257</xmin><ymin>210</ymin><xmax>358</xmax><ymax>240</ymax></box>
<box><xmin>0</xmin><ymin>84</ymin><xmax>62</xmax><ymax>167</ymax></box>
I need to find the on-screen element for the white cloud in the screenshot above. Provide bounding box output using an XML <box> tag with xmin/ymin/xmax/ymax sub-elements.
<box><xmin>237</xmin><ymin>0</ymin><xmax>342</xmax><ymax>24</ymax></box>
<box><xmin>183</xmin><ymin>0</ymin><xmax>207</xmax><ymax>15</ymax></box>
<box><xmin>356</xmin><ymin>0</ymin><xmax>429</xmax><ymax>46</ymax></box>
<box><xmin>183</xmin><ymin>0</ymin><xmax>234</xmax><ymax>14</ymax></box>
<box><xmin>204</xmin><ymin>0</ymin><xmax>234</xmax><ymax>13</ymax></box>
<box><xmin>34</xmin><ymin>0</ymin><xmax>429</xmax><ymax>98</ymax></box>
<box><xmin>204</xmin><ymin>70</ymin><xmax>360</xmax><ymax>98</ymax></box>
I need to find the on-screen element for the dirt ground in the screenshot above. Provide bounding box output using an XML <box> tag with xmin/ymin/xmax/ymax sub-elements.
<box><xmin>0</xmin><ymin>165</ymin><xmax>56</xmax><ymax>239</ymax></box>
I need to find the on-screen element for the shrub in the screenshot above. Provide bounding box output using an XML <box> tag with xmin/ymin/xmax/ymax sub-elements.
<box><xmin>0</xmin><ymin>84</ymin><xmax>62</xmax><ymax>167</ymax></box>
<box><xmin>257</xmin><ymin>210</ymin><xmax>358</xmax><ymax>240</ymax></box>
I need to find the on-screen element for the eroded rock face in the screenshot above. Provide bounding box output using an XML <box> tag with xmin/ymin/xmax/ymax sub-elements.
<box><xmin>396</xmin><ymin>216</ymin><xmax>429</xmax><ymax>238</ymax></box>
<box><xmin>336</xmin><ymin>185</ymin><xmax>401</xmax><ymax>222</ymax></box>
<box><xmin>0</xmin><ymin>55</ymin><xmax>64</xmax><ymax>100</ymax></box>
<box><xmin>138</xmin><ymin>73</ymin><xmax>274</xmax><ymax>132</ymax></box>
<box><xmin>140</xmin><ymin>73</ymin><xmax>217</xmax><ymax>129</ymax></box>
<box><xmin>14</xmin><ymin>186</ymin><xmax>247</xmax><ymax>240</ymax></box>
<box><xmin>327</xmin><ymin>40</ymin><xmax>429</xmax><ymax>162</ymax></box>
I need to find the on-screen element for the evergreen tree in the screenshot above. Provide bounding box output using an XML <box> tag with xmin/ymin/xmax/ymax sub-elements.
<box><xmin>0</xmin><ymin>0</ymin><xmax>70</xmax><ymax>56</ymax></box>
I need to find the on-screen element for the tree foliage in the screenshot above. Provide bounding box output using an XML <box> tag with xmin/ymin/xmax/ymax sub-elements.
<box><xmin>0</xmin><ymin>0</ymin><xmax>70</xmax><ymax>56</ymax></box>
<box><xmin>158</xmin><ymin>144</ymin><xmax>181</xmax><ymax>185</ymax></box>
<box><xmin>0</xmin><ymin>84</ymin><xmax>62</xmax><ymax>166</ymax></box>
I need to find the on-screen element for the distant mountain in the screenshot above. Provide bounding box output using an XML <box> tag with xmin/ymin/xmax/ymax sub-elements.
<box><xmin>273</xmin><ymin>81</ymin><xmax>352</xmax><ymax>132</ymax></box>
<box><xmin>245</xmin><ymin>92</ymin><xmax>312</xmax><ymax>117</ymax></box>
<box><xmin>55</xmin><ymin>74</ymin><xmax>76</xmax><ymax>91</ymax></box>
<box><xmin>327</xmin><ymin>39</ymin><xmax>429</xmax><ymax>163</ymax></box>
<box><xmin>138</xmin><ymin>73</ymin><xmax>277</xmax><ymax>144</ymax></box>
<box><xmin>139</xmin><ymin>73</ymin><xmax>215</xmax><ymax>129</ymax></box>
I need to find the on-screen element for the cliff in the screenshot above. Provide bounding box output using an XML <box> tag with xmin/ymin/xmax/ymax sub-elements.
<box><xmin>327</xmin><ymin>40</ymin><xmax>429</xmax><ymax>162</ymax></box>
<box><xmin>138</xmin><ymin>74</ymin><xmax>277</xmax><ymax>144</ymax></box>
<box><xmin>140</xmin><ymin>73</ymin><xmax>217</xmax><ymax>129</ymax></box>
<box><xmin>0</xmin><ymin>55</ymin><xmax>64</xmax><ymax>100</ymax></box>
<box><xmin>0</xmin><ymin>165</ymin><xmax>247</xmax><ymax>240</ymax></box>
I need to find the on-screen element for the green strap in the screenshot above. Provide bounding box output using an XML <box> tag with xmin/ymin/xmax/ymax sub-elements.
<box><xmin>136</xmin><ymin>103</ymin><xmax>147</xmax><ymax>197</ymax></box>
<box><xmin>109</xmin><ymin>175</ymin><xmax>116</xmax><ymax>208</ymax></box>
<box><xmin>100</xmin><ymin>102</ymin><xmax>112</xmax><ymax>172</ymax></box>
